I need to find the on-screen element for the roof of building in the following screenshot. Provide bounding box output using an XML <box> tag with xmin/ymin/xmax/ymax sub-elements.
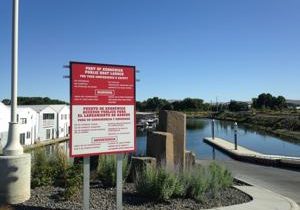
<box><xmin>49</xmin><ymin>105</ymin><xmax>69</xmax><ymax>113</ymax></box>
<box><xmin>19</xmin><ymin>105</ymin><xmax>56</xmax><ymax>113</ymax></box>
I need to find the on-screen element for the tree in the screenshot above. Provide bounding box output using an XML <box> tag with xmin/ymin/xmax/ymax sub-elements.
<box><xmin>136</xmin><ymin>97</ymin><xmax>211</xmax><ymax>112</ymax></box>
<box><xmin>252</xmin><ymin>93</ymin><xmax>286</xmax><ymax>110</ymax></box>
<box><xmin>228</xmin><ymin>100</ymin><xmax>249</xmax><ymax>112</ymax></box>
<box><xmin>143</xmin><ymin>97</ymin><xmax>169</xmax><ymax>111</ymax></box>
<box><xmin>2</xmin><ymin>97</ymin><xmax>68</xmax><ymax>105</ymax></box>
<box><xmin>275</xmin><ymin>96</ymin><xmax>286</xmax><ymax>109</ymax></box>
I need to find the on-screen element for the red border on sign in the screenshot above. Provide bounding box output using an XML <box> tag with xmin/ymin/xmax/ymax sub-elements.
<box><xmin>69</xmin><ymin>61</ymin><xmax>136</xmax><ymax>157</ymax></box>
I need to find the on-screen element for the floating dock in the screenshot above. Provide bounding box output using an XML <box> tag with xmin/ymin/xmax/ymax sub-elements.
<box><xmin>203</xmin><ymin>137</ymin><xmax>300</xmax><ymax>168</ymax></box>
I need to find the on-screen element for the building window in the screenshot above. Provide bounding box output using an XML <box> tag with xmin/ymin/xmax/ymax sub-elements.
<box><xmin>43</xmin><ymin>113</ymin><xmax>55</xmax><ymax>120</ymax></box>
<box><xmin>61</xmin><ymin>115</ymin><xmax>63</xmax><ymax>120</ymax></box>
<box><xmin>20</xmin><ymin>118</ymin><xmax>27</xmax><ymax>124</ymax></box>
<box><xmin>20</xmin><ymin>133</ymin><xmax>25</xmax><ymax>145</ymax></box>
<box><xmin>46</xmin><ymin>129</ymin><xmax>51</xmax><ymax>139</ymax></box>
<box><xmin>26</xmin><ymin>132</ymin><xmax>30</xmax><ymax>139</ymax></box>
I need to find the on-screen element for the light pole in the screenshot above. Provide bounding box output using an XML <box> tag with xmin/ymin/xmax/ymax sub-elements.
<box><xmin>3</xmin><ymin>0</ymin><xmax>23</xmax><ymax>156</ymax></box>
<box><xmin>0</xmin><ymin>0</ymin><xmax>31</xmax><ymax>204</ymax></box>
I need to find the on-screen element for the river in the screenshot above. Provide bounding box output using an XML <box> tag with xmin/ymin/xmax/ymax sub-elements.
<box><xmin>136</xmin><ymin>118</ymin><xmax>300</xmax><ymax>160</ymax></box>
<box><xmin>40</xmin><ymin>118</ymin><xmax>300</xmax><ymax>160</ymax></box>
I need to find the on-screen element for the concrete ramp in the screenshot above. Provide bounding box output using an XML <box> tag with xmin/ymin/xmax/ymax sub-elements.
<box><xmin>203</xmin><ymin>137</ymin><xmax>300</xmax><ymax>168</ymax></box>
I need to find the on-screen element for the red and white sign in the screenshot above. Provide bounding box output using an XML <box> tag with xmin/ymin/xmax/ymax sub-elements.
<box><xmin>70</xmin><ymin>62</ymin><xmax>136</xmax><ymax>157</ymax></box>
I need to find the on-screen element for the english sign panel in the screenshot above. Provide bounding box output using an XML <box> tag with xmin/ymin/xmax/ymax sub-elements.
<box><xmin>70</xmin><ymin>62</ymin><xmax>136</xmax><ymax>157</ymax></box>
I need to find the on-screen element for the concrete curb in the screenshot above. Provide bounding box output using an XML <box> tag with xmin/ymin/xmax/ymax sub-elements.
<box><xmin>204</xmin><ymin>178</ymin><xmax>299</xmax><ymax>210</ymax></box>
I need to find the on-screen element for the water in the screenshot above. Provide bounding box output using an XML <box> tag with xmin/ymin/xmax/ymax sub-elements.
<box><xmin>136</xmin><ymin>118</ymin><xmax>300</xmax><ymax>160</ymax></box>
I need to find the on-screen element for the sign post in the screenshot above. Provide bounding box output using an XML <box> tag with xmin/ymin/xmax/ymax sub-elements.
<box><xmin>70</xmin><ymin>62</ymin><xmax>136</xmax><ymax>210</ymax></box>
<box><xmin>83</xmin><ymin>157</ymin><xmax>90</xmax><ymax>210</ymax></box>
<box><xmin>116</xmin><ymin>154</ymin><xmax>123</xmax><ymax>210</ymax></box>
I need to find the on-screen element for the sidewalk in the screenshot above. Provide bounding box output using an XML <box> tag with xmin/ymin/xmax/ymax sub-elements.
<box><xmin>207</xmin><ymin>184</ymin><xmax>299</xmax><ymax>210</ymax></box>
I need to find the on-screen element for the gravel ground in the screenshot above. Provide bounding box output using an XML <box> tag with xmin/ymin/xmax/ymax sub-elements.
<box><xmin>8</xmin><ymin>182</ymin><xmax>251</xmax><ymax>210</ymax></box>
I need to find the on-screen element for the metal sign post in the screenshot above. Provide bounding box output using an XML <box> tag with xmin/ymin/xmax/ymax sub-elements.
<box><xmin>116</xmin><ymin>154</ymin><xmax>123</xmax><ymax>210</ymax></box>
<box><xmin>83</xmin><ymin>157</ymin><xmax>90</xmax><ymax>210</ymax></box>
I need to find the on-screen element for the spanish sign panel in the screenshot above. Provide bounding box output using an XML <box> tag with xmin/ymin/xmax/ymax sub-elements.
<box><xmin>70</xmin><ymin>62</ymin><xmax>136</xmax><ymax>157</ymax></box>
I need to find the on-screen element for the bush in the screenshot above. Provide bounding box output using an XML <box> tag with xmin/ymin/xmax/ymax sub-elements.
<box><xmin>208</xmin><ymin>162</ymin><xmax>233</xmax><ymax>197</ymax></box>
<box><xmin>63</xmin><ymin>163</ymin><xmax>83</xmax><ymax>200</ymax></box>
<box><xmin>209</xmin><ymin>162</ymin><xmax>233</xmax><ymax>191</ymax></box>
<box><xmin>135</xmin><ymin>166</ymin><xmax>183</xmax><ymax>201</ymax></box>
<box><xmin>97</xmin><ymin>155</ymin><xmax>130</xmax><ymax>187</ymax></box>
<box><xmin>134</xmin><ymin>162</ymin><xmax>233</xmax><ymax>202</ymax></box>
<box><xmin>50</xmin><ymin>146</ymin><xmax>71</xmax><ymax>187</ymax></box>
<box><xmin>187</xmin><ymin>167</ymin><xmax>209</xmax><ymax>202</ymax></box>
<box><xmin>31</xmin><ymin>147</ymin><xmax>55</xmax><ymax>188</ymax></box>
<box><xmin>31</xmin><ymin>146</ymin><xmax>83</xmax><ymax>200</ymax></box>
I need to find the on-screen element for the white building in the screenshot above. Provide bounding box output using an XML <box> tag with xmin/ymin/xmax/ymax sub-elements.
<box><xmin>1</xmin><ymin>104</ymin><xmax>70</xmax><ymax>146</ymax></box>
<box><xmin>16</xmin><ymin>107</ymin><xmax>39</xmax><ymax>145</ymax></box>
<box><xmin>49</xmin><ymin>105</ymin><xmax>70</xmax><ymax>138</ymax></box>
<box><xmin>0</xmin><ymin>102</ymin><xmax>10</xmax><ymax>148</ymax></box>
<box><xmin>24</xmin><ymin>105</ymin><xmax>58</xmax><ymax>141</ymax></box>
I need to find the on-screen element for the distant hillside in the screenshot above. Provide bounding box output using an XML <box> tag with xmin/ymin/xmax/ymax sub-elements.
<box><xmin>2</xmin><ymin>97</ymin><xmax>68</xmax><ymax>105</ymax></box>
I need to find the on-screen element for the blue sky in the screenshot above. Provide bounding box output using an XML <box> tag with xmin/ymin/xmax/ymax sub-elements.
<box><xmin>0</xmin><ymin>0</ymin><xmax>299</xmax><ymax>103</ymax></box>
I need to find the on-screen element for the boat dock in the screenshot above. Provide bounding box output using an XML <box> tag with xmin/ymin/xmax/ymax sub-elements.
<box><xmin>203</xmin><ymin>137</ymin><xmax>300</xmax><ymax>168</ymax></box>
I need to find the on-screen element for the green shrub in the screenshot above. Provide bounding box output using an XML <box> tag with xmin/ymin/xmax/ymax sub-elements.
<box><xmin>172</xmin><ymin>174</ymin><xmax>186</xmax><ymax>197</ymax></box>
<box><xmin>187</xmin><ymin>167</ymin><xmax>209</xmax><ymax>202</ymax></box>
<box><xmin>208</xmin><ymin>162</ymin><xmax>233</xmax><ymax>197</ymax></box>
<box><xmin>134</xmin><ymin>162</ymin><xmax>233</xmax><ymax>203</ymax></box>
<box><xmin>135</xmin><ymin>166</ymin><xmax>182</xmax><ymax>201</ymax></box>
<box><xmin>97</xmin><ymin>155</ymin><xmax>130</xmax><ymax>187</ymax></box>
<box><xmin>31</xmin><ymin>146</ymin><xmax>83</xmax><ymax>200</ymax></box>
<box><xmin>63</xmin><ymin>163</ymin><xmax>83</xmax><ymax>200</ymax></box>
<box><xmin>31</xmin><ymin>147</ymin><xmax>55</xmax><ymax>188</ymax></box>
<box><xmin>51</xmin><ymin>146</ymin><xmax>70</xmax><ymax>187</ymax></box>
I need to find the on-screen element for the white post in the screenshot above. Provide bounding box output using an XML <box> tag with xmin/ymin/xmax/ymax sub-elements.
<box><xmin>83</xmin><ymin>157</ymin><xmax>90</xmax><ymax>210</ymax></box>
<box><xmin>0</xmin><ymin>0</ymin><xmax>31</xmax><ymax>204</ymax></box>
<box><xmin>3</xmin><ymin>0</ymin><xmax>23</xmax><ymax>156</ymax></box>
<box><xmin>116</xmin><ymin>154</ymin><xmax>123</xmax><ymax>210</ymax></box>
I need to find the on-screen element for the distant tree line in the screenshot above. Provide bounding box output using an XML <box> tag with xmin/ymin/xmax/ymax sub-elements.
<box><xmin>1</xmin><ymin>94</ymin><xmax>286</xmax><ymax>111</ymax></box>
<box><xmin>137</xmin><ymin>93</ymin><xmax>288</xmax><ymax>113</ymax></box>
<box><xmin>136</xmin><ymin>97</ymin><xmax>211</xmax><ymax>112</ymax></box>
<box><xmin>2</xmin><ymin>97</ymin><xmax>68</xmax><ymax>105</ymax></box>
<box><xmin>252</xmin><ymin>93</ymin><xmax>286</xmax><ymax>110</ymax></box>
